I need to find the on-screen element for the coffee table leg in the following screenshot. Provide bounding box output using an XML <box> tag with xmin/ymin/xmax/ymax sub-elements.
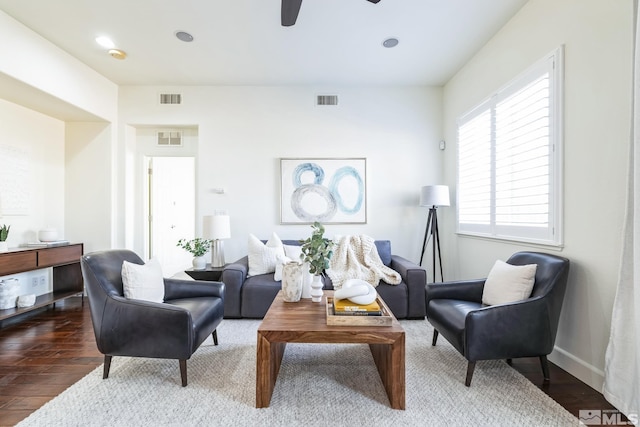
<box><xmin>369</xmin><ymin>333</ymin><xmax>405</xmax><ymax>410</ymax></box>
<box><xmin>256</xmin><ymin>332</ymin><xmax>286</xmax><ymax>408</ymax></box>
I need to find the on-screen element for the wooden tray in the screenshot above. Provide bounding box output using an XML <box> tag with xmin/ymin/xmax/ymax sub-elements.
<box><xmin>326</xmin><ymin>296</ymin><xmax>393</xmax><ymax>326</ymax></box>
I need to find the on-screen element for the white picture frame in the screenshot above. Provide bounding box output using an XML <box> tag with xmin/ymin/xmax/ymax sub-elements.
<box><xmin>280</xmin><ymin>158</ymin><xmax>367</xmax><ymax>224</ymax></box>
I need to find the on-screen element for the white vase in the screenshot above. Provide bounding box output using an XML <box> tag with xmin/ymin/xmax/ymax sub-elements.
<box><xmin>192</xmin><ymin>256</ymin><xmax>206</xmax><ymax>270</ymax></box>
<box><xmin>0</xmin><ymin>241</ymin><xmax>7</xmax><ymax>252</ymax></box>
<box><xmin>301</xmin><ymin>262</ymin><xmax>313</xmax><ymax>299</ymax></box>
<box><xmin>310</xmin><ymin>274</ymin><xmax>324</xmax><ymax>303</ymax></box>
<box><xmin>0</xmin><ymin>278</ymin><xmax>19</xmax><ymax>309</ymax></box>
<box><xmin>281</xmin><ymin>261</ymin><xmax>303</xmax><ymax>302</ymax></box>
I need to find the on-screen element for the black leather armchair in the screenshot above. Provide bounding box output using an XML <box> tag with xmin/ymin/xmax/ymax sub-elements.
<box><xmin>425</xmin><ymin>251</ymin><xmax>570</xmax><ymax>386</ymax></box>
<box><xmin>81</xmin><ymin>250</ymin><xmax>225</xmax><ymax>387</ymax></box>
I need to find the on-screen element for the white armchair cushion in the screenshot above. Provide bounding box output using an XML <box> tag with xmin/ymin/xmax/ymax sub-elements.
<box><xmin>482</xmin><ymin>260</ymin><xmax>537</xmax><ymax>306</ymax></box>
<box><xmin>121</xmin><ymin>257</ymin><xmax>165</xmax><ymax>303</ymax></box>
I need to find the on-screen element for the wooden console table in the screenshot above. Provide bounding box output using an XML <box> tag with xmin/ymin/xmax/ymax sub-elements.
<box><xmin>0</xmin><ymin>243</ymin><xmax>83</xmax><ymax>325</ymax></box>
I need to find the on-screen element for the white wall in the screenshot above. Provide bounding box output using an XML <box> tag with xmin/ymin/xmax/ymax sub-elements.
<box><xmin>0</xmin><ymin>99</ymin><xmax>65</xmax><ymax>245</ymax></box>
<box><xmin>442</xmin><ymin>0</ymin><xmax>633</xmax><ymax>390</ymax></box>
<box><xmin>0</xmin><ymin>10</ymin><xmax>117</xmax><ymax>122</ymax></box>
<box><xmin>119</xmin><ymin>85</ymin><xmax>443</xmax><ymax>264</ymax></box>
<box><xmin>0</xmin><ymin>10</ymin><xmax>119</xmax><ymax>254</ymax></box>
<box><xmin>0</xmin><ymin>99</ymin><xmax>67</xmax><ymax>295</ymax></box>
<box><xmin>65</xmin><ymin>123</ymin><xmax>114</xmax><ymax>254</ymax></box>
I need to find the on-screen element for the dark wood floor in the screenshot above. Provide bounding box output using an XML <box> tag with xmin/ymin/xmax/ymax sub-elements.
<box><xmin>0</xmin><ymin>298</ymin><xmax>626</xmax><ymax>426</ymax></box>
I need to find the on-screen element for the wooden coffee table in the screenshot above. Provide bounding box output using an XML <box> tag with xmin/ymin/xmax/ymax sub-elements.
<box><xmin>256</xmin><ymin>290</ymin><xmax>405</xmax><ymax>410</ymax></box>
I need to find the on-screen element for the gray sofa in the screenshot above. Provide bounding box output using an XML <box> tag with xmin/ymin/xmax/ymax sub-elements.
<box><xmin>220</xmin><ymin>239</ymin><xmax>426</xmax><ymax>319</ymax></box>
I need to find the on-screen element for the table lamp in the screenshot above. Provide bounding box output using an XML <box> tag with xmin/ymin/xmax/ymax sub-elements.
<box><xmin>203</xmin><ymin>214</ymin><xmax>231</xmax><ymax>267</ymax></box>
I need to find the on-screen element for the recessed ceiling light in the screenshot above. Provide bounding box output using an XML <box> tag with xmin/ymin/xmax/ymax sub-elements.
<box><xmin>95</xmin><ymin>36</ymin><xmax>115</xmax><ymax>49</ymax></box>
<box><xmin>382</xmin><ymin>38</ymin><xmax>399</xmax><ymax>48</ymax></box>
<box><xmin>175</xmin><ymin>31</ymin><xmax>194</xmax><ymax>42</ymax></box>
<box><xmin>109</xmin><ymin>49</ymin><xmax>127</xmax><ymax>60</ymax></box>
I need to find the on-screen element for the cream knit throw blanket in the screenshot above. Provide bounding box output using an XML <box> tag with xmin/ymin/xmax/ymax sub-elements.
<box><xmin>327</xmin><ymin>235</ymin><xmax>401</xmax><ymax>290</ymax></box>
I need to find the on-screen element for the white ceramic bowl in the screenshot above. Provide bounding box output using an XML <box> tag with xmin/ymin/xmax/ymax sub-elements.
<box><xmin>38</xmin><ymin>229</ymin><xmax>58</xmax><ymax>242</ymax></box>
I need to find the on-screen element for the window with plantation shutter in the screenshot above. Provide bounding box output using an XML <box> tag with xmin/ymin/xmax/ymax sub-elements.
<box><xmin>457</xmin><ymin>47</ymin><xmax>563</xmax><ymax>246</ymax></box>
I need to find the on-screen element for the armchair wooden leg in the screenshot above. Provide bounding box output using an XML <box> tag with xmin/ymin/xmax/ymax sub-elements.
<box><xmin>212</xmin><ymin>329</ymin><xmax>218</xmax><ymax>346</ymax></box>
<box><xmin>432</xmin><ymin>330</ymin><xmax>439</xmax><ymax>346</ymax></box>
<box><xmin>103</xmin><ymin>355</ymin><xmax>112</xmax><ymax>379</ymax></box>
<box><xmin>179</xmin><ymin>359</ymin><xmax>187</xmax><ymax>387</ymax></box>
<box><xmin>465</xmin><ymin>361</ymin><xmax>476</xmax><ymax>387</ymax></box>
<box><xmin>540</xmin><ymin>355</ymin><xmax>550</xmax><ymax>381</ymax></box>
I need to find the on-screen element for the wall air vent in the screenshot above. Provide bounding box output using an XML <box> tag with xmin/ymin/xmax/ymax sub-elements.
<box><xmin>159</xmin><ymin>93</ymin><xmax>182</xmax><ymax>104</ymax></box>
<box><xmin>316</xmin><ymin>95</ymin><xmax>339</xmax><ymax>106</ymax></box>
<box><xmin>157</xmin><ymin>131</ymin><xmax>182</xmax><ymax>146</ymax></box>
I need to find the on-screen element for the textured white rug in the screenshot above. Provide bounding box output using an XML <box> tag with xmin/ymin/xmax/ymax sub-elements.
<box><xmin>18</xmin><ymin>319</ymin><xmax>577</xmax><ymax>427</ymax></box>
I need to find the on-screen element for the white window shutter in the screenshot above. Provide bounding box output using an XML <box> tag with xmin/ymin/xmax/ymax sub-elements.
<box><xmin>456</xmin><ymin>47</ymin><xmax>563</xmax><ymax>246</ymax></box>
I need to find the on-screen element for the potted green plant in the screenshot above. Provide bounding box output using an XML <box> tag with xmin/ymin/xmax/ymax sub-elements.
<box><xmin>0</xmin><ymin>224</ymin><xmax>10</xmax><ymax>252</ymax></box>
<box><xmin>300</xmin><ymin>222</ymin><xmax>335</xmax><ymax>302</ymax></box>
<box><xmin>177</xmin><ymin>237</ymin><xmax>211</xmax><ymax>270</ymax></box>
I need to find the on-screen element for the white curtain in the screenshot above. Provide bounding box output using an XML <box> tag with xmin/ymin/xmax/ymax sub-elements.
<box><xmin>603</xmin><ymin>0</ymin><xmax>640</xmax><ymax>418</ymax></box>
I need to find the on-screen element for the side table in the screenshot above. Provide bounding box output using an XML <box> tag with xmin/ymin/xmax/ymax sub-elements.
<box><xmin>184</xmin><ymin>264</ymin><xmax>226</xmax><ymax>281</ymax></box>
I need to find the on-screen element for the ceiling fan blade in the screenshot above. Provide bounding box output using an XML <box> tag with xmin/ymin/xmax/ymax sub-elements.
<box><xmin>282</xmin><ymin>0</ymin><xmax>303</xmax><ymax>26</ymax></box>
<box><xmin>367</xmin><ymin>0</ymin><xmax>382</xmax><ymax>3</ymax></box>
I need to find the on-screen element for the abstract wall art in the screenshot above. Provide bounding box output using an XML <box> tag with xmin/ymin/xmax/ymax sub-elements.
<box><xmin>280</xmin><ymin>158</ymin><xmax>367</xmax><ymax>224</ymax></box>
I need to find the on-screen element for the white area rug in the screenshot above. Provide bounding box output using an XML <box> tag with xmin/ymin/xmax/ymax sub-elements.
<box><xmin>17</xmin><ymin>319</ymin><xmax>577</xmax><ymax>427</ymax></box>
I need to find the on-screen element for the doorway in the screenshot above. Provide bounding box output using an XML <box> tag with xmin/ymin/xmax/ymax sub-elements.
<box><xmin>145</xmin><ymin>156</ymin><xmax>195</xmax><ymax>276</ymax></box>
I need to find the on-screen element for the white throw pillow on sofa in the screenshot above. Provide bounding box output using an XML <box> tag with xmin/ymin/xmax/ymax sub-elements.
<box><xmin>284</xmin><ymin>244</ymin><xmax>303</xmax><ymax>262</ymax></box>
<box><xmin>274</xmin><ymin>255</ymin><xmax>292</xmax><ymax>281</ymax></box>
<box><xmin>121</xmin><ymin>257</ymin><xmax>165</xmax><ymax>303</ymax></box>
<box><xmin>248</xmin><ymin>232</ymin><xmax>285</xmax><ymax>276</ymax></box>
<box><xmin>482</xmin><ymin>260</ymin><xmax>537</xmax><ymax>306</ymax></box>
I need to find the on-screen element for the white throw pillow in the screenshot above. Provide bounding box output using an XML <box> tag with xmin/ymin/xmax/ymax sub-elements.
<box><xmin>482</xmin><ymin>260</ymin><xmax>537</xmax><ymax>306</ymax></box>
<box><xmin>121</xmin><ymin>257</ymin><xmax>165</xmax><ymax>303</ymax></box>
<box><xmin>283</xmin><ymin>244</ymin><xmax>303</xmax><ymax>262</ymax></box>
<box><xmin>248</xmin><ymin>232</ymin><xmax>285</xmax><ymax>276</ymax></box>
<box><xmin>274</xmin><ymin>255</ymin><xmax>292</xmax><ymax>281</ymax></box>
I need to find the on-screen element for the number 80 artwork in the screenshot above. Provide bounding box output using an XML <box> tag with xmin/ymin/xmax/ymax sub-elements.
<box><xmin>280</xmin><ymin>158</ymin><xmax>367</xmax><ymax>224</ymax></box>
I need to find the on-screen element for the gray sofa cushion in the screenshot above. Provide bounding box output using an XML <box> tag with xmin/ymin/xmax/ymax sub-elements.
<box><xmin>241</xmin><ymin>274</ymin><xmax>284</xmax><ymax>318</ymax></box>
<box><xmin>374</xmin><ymin>240</ymin><xmax>392</xmax><ymax>267</ymax></box>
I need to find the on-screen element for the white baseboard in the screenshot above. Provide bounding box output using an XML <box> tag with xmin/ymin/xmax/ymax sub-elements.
<box><xmin>549</xmin><ymin>345</ymin><xmax>605</xmax><ymax>392</ymax></box>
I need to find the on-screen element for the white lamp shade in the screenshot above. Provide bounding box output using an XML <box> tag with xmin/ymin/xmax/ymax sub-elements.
<box><xmin>420</xmin><ymin>185</ymin><xmax>450</xmax><ymax>207</ymax></box>
<box><xmin>203</xmin><ymin>215</ymin><xmax>231</xmax><ymax>240</ymax></box>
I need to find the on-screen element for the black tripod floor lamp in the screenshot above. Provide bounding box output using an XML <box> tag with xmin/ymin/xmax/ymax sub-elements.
<box><xmin>419</xmin><ymin>185</ymin><xmax>450</xmax><ymax>282</ymax></box>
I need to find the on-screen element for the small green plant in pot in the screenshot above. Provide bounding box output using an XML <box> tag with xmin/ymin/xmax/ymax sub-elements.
<box><xmin>300</xmin><ymin>222</ymin><xmax>335</xmax><ymax>302</ymax></box>
<box><xmin>0</xmin><ymin>224</ymin><xmax>9</xmax><ymax>252</ymax></box>
<box><xmin>0</xmin><ymin>224</ymin><xmax>9</xmax><ymax>242</ymax></box>
<box><xmin>177</xmin><ymin>238</ymin><xmax>211</xmax><ymax>270</ymax></box>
